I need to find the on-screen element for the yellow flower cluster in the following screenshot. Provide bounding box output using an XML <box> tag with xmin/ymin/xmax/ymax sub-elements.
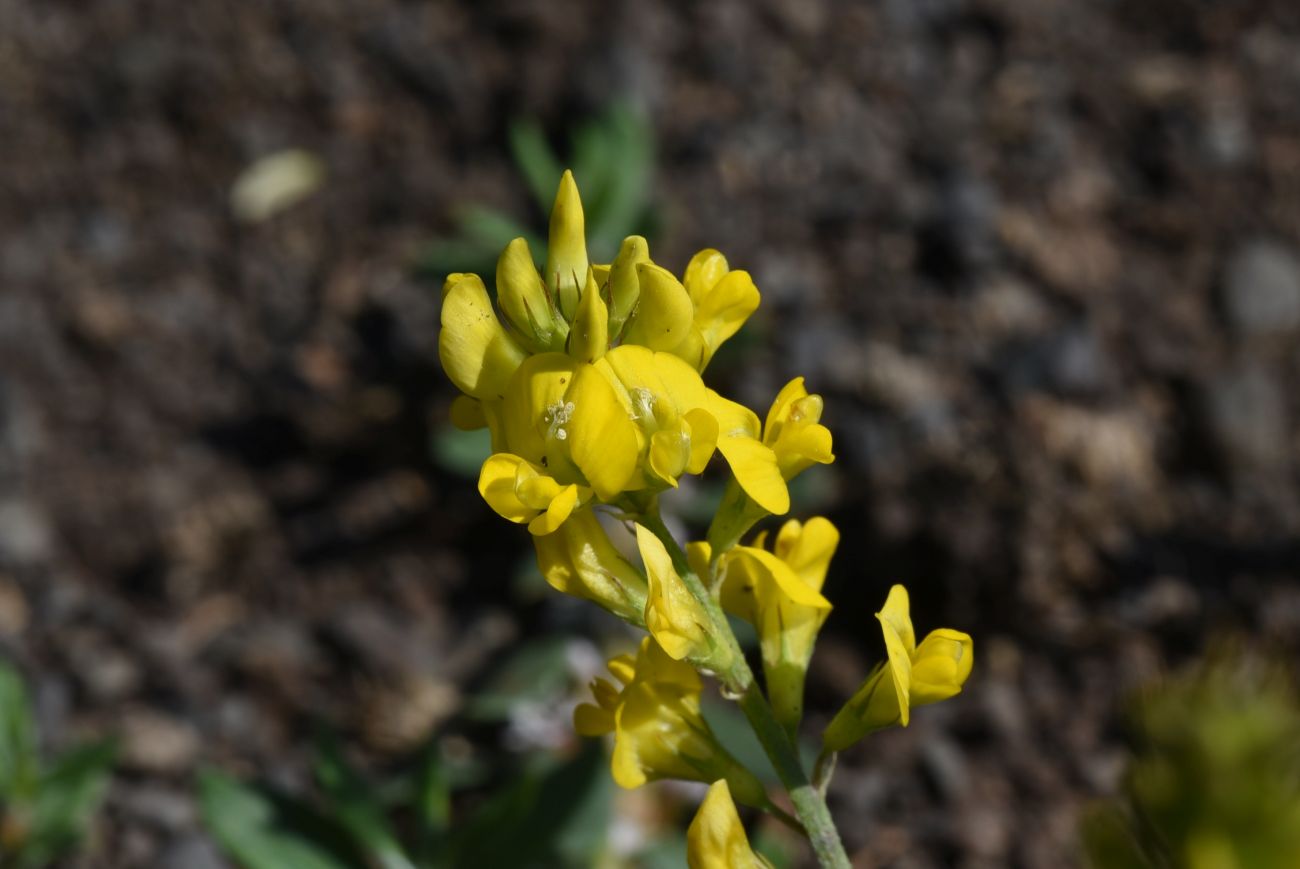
<box><xmin>440</xmin><ymin>171</ymin><xmax>833</xmax><ymax>542</ymax></box>
<box><xmin>438</xmin><ymin>170</ymin><xmax>975</xmax><ymax>858</ymax></box>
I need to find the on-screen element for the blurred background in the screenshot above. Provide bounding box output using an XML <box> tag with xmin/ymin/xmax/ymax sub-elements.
<box><xmin>2</xmin><ymin>1</ymin><xmax>1299</xmax><ymax>867</ymax></box>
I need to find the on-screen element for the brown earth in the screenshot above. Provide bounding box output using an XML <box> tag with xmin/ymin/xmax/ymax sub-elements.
<box><xmin>2</xmin><ymin>1</ymin><xmax>1299</xmax><ymax>867</ymax></box>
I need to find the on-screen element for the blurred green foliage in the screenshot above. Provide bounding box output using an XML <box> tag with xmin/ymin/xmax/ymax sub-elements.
<box><xmin>419</xmin><ymin>102</ymin><xmax>658</xmax><ymax>286</ymax></box>
<box><xmin>1082</xmin><ymin>650</ymin><xmax>1300</xmax><ymax>869</ymax></box>
<box><xmin>0</xmin><ymin>660</ymin><xmax>116</xmax><ymax>869</ymax></box>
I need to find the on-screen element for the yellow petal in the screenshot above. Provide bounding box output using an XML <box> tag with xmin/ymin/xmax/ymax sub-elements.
<box><xmin>438</xmin><ymin>274</ymin><xmax>527</xmax><ymax>400</ymax></box>
<box><xmin>567</xmin><ymin>269</ymin><xmax>608</xmax><ymax>363</ymax></box>
<box><xmin>566</xmin><ymin>363</ymin><xmax>640</xmax><ymax>500</ymax></box>
<box><xmin>526</xmin><ymin>482</ymin><xmax>580</xmax><ymax>535</ymax></box>
<box><xmin>687</xmin><ymin>270</ymin><xmax>760</xmax><ymax>370</ymax></box>
<box><xmin>683</xmin><ymin>249</ymin><xmax>730</xmax><ymax>303</ymax></box>
<box><xmin>496</xmin><ymin>236</ymin><xmax>564</xmax><ymax>351</ymax></box>
<box><xmin>649</xmin><ymin>424</ymin><xmax>691</xmax><ymax>487</ymax></box>
<box><xmin>544</xmin><ymin>170</ymin><xmax>588</xmax><ymax>320</ymax></box>
<box><xmin>622</xmin><ymin>263</ymin><xmax>693</xmax><ymax>352</ymax></box>
<box><xmin>878</xmin><ymin>584</ymin><xmax>917</xmax><ymax>654</ymax></box>
<box><xmin>610</xmin><ymin>719</ymin><xmax>649</xmax><ymax>789</ymax></box>
<box><xmin>573</xmin><ymin>702</ymin><xmax>614</xmax><ymax>736</ymax></box>
<box><xmin>500</xmin><ymin>353</ymin><xmax>579</xmax><ymax>468</ymax></box>
<box><xmin>683</xmin><ymin>408</ymin><xmax>719</xmax><ymax>474</ymax></box>
<box><xmin>714</xmin><ymin>436</ymin><xmax>789</xmax><ymax>516</ymax></box>
<box><xmin>877</xmin><ymin>585</ymin><xmax>916</xmax><ymax>727</ymax></box>
<box><xmin>607</xmin><ymin>655</ymin><xmax>636</xmax><ymax>686</ymax></box>
<box><xmin>449</xmin><ymin>395</ymin><xmax>487</xmax><ymax>430</ymax></box>
<box><xmin>608</xmin><ymin>235</ymin><xmax>650</xmax><ymax>335</ymax></box>
<box><xmin>687</xmin><ymin>781</ymin><xmax>762</xmax><ymax>869</ymax></box>
<box><xmin>636</xmin><ymin>524</ymin><xmax>710</xmax><ymax>661</ymax></box>
<box><xmin>772</xmin><ymin>517</ymin><xmax>839</xmax><ymax>594</ymax></box>
<box><xmin>478</xmin><ymin>454</ymin><xmax>537</xmax><ymax>524</ymax></box>
<box><xmin>764</xmin><ymin>377</ymin><xmax>811</xmax><ymax>440</ymax></box>
<box><xmin>910</xmin><ymin>628</ymin><xmax>974</xmax><ymax>706</ymax></box>
<box><xmin>605</xmin><ymin>345</ymin><xmax>711</xmax><ymax>416</ymax></box>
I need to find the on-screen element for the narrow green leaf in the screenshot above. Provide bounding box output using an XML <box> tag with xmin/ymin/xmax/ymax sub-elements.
<box><xmin>197</xmin><ymin>770</ymin><xmax>356</xmax><ymax>869</ymax></box>
<box><xmin>508</xmin><ymin>119</ymin><xmax>564</xmax><ymax>213</ymax></box>
<box><xmin>313</xmin><ymin>731</ymin><xmax>417</xmax><ymax>869</ymax></box>
<box><xmin>446</xmin><ymin>741</ymin><xmax>611</xmax><ymax>869</ymax></box>
<box><xmin>0</xmin><ymin>660</ymin><xmax>38</xmax><ymax>800</ymax></box>
<box><xmin>16</xmin><ymin>739</ymin><xmax>117</xmax><ymax>869</ymax></box>
<box><xmin>412</xmin><ymin>740</ymin><xmax>450</xmax><ymax>868</ymax></box>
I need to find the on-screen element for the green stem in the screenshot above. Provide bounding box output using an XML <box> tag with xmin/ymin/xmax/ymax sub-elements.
<box><xmin>739</xmin><ymin>685</ymin><xmax>850</xmax><ymax>869</ymax></box>
<box><xmin>637</xmin><ymin>505</ymin><xmax>851</xmax><ymax>869</ymax></box>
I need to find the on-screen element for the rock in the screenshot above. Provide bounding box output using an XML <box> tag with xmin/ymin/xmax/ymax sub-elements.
<box><xmin>120</xmin><ymin>709</ymin><xmax>201</xmax><ymax>774</ymax></box>
<box><xmin>1202</xmin><ymin>363</ymin><xmax>1290</xmax><ymax>472</ymax></box>
<box><xmin>158</xmin><ymin>833</ymin><xmax>229</xmax><ymax>869</ymax></box>
<box><xmin>1222</xmin><ymin>240</ymin><xmax>1300</xmax><ymax>337</ymax></box>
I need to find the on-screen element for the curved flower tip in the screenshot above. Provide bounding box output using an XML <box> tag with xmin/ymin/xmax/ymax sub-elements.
<box><xmin>822</xmin><ymin>583</ymin><xmax>973</xmax><ymax>752</ymax></box>
<box><xmin>687</xmin><ymin>781</ymin><xmax>767</xmax><ymax>869</ymax></box>
<box><xmin>544</xmin><ymin>169</ymin><xmax>589</xmax><ymax>320</ymax></box>
<box><xmin>477</xmin><ymin>453</ymin><xmax>589</xmax><ymax>535</ymax></box>
<box><xmin>438</xmin><ymin>273</ymin><xmax>527</xmax><ymax>401</ymax></box>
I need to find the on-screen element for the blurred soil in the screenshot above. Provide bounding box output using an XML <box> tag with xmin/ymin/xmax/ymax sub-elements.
<box><xmin>1</xmin><ymin>1</ymin><xmax>1299</xmax><ymax>867</ymax></box>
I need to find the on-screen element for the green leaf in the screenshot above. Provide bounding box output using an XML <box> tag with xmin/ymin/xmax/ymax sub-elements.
<box><xmin>583</xmin><ymin>105</ymin><xmax>653</xmax><ymax>258</ymax></box>
<box><xmin>430</xmin><ymin>426</ymin><xmax>491</xmax><ymax>478</ymax></box>
<box><xmin>446</xmin><ymin>741</ymin><xmax>612</xmax><ymax>869</ymax></box>
<box><xmin>198</xmin><ymin>769</ymin><xmax>358</xmax><ymax>869</ymax></box>
<box><xmin>508</xmin><ymin>119</ymin><xmax>564</xmax><ymax>214</ymax></box>
<box><xmin>411</xmin><ymin>740</ymin><xmax>451</xmax><ymax>868</ymax></box>
<box><xmin>314</xmin><ymin>732</ymin><xmax>417</xmax><ymax>869</ymax></box>
<box><xmin>0</xmin><ymin>660</ymin><xmax>37</xmax><ymax>801</ymax></box>
<box><xmin>16</xmin><ymin>739</ymin><xmax>117</xmax><ymax>869</ymax></box>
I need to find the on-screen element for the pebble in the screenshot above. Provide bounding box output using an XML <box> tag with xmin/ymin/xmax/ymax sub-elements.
<box><xmin>121</xmin><ymin>709</ymin><xmax>201</xmax><ymax>774</ymax></box>
<box><xmin>158</xmin><ymin>833</ymin><xmax>229</xmax><ymax>869</ymax></box>
<box><xmin>1202</xmin><ymin>363</ymin><xmax>1290</xmax><ymax>472</ymax></box>
<box><xmin>1222</xmin><ymin>240</ymin><xmax>1300</xmax><ymax>337</ymax></box>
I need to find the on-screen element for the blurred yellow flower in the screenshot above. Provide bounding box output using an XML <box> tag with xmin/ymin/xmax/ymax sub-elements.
<box><xmin>574</xmin><ymin>637</ymin><xmax>766</xmax><ymax>808</ymax></box>
<box><xmin>720</xmin><ymin>517</ymin><xmax>838</xmax><ymax>735</ymax></box>
<box><xmin>823</xmin><ymin>584</ymin><xmax>973</xmax><ymax>752</ymax></box>
<box><xmin>687</xmin><ymin>780</ymin><xmax>769</xmax><ymax>869</ymax></box>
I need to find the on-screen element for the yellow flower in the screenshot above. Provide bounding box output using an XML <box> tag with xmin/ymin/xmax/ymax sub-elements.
<box><xmin>687</xmin><ymin>781</ymin><xmax>769</xmax><ymax>869</ymax></box>
<box><xmin>574</xmin><ymin>637</ymin><xmax>766</xmax><ymax>808</ymax></box>
<box><xmin>720</xmin><ymin>518</ymin><xmax>838</xmax><ymax>735</ymax></box>
<box><xmin>635</xmin><ymin>524</ymin><xmax>727</xmax><ymax>669</ymax></box>
<box><xmin>674</xmin><ymin>249</ymin><xmax>762</xmax><ymax>372</ymax></box>
<box><xmin>533</xmin><ymin>509</ymin><xmax>647</xmax><ymax>625</ymax></box>
<box><xmin>763</xmin><ymin>377</ymin><xmax>835</xmax><ymax>479</ymax></box>
<box><xmin>823</xmin><ymin>584</ymin><xmax>973</xmax><ymax>752</ymax></box>
<box><xmin>477</xmin><ymin>453</ymin><xmax>589</xmax><ymax>536</ymax></box>
<box><xmin>706</xmin><ymin>378</ymin><xmax>832</xmax><ymax>554</ymax></box>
